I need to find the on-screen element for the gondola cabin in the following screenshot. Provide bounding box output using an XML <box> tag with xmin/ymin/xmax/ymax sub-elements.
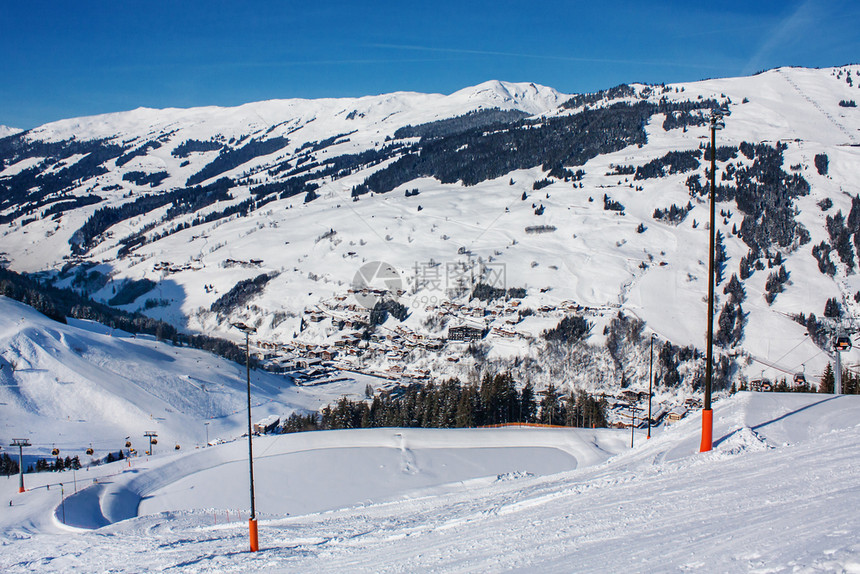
<box><xmin>174</xmin><ymin>444</ymin><xmax>181</xmax><ymax>450</ymax></box>
<box><xmin>835</xmin><ymin>336</ymin><xmax>852</xmax><ymax>351</ymax></box>
<box><xmin>793</xmin><ymin>373</ymin><xmax>807</xmax><ymax>385</ymax></box>
<box><xmin>51</xmin><ymin>447</ymin><xmax>59</xmax><ymax>456</ymax></box>
<box><xmin>86</xmin><ymin>447</ymin><xmax>94</xmax><ymax>456</ymax></box>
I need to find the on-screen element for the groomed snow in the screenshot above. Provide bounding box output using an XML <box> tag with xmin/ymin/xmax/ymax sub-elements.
<box><xmin>2</xmin><ymin>391</ymin><xmax>859</xmax><ymax>572</ymax></box>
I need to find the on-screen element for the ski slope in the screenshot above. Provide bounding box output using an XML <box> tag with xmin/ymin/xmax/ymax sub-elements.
<box><xmin>0</xmin><ymin>295</ymin><xmax>380</xmax><ymax>456</ymax></box>
<box><xmin>2</xmin><ymin>391</ymin><xmax>859</xmax><ymax>572</ymax></box>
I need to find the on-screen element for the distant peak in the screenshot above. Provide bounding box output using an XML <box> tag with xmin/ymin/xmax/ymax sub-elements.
<box><xmin>452</xmin><ymin>80</ymin><xmax>568</xmax><ymax>115</ymax></box>
<box><xmin>0</xmin><ymin>125</ymin><xmax>23</xmax><ymax>138</ymax></box>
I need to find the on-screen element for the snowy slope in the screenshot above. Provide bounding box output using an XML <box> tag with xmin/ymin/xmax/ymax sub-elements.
<box><xmin>1</xmin><ymin>66</ymin><xmax>860</xmax><ymax>397</ymax></box>
<box><xmin>1</xmin><ymin>392</ymin><xmax>858</xmax><ymax>572</ymax></box>
<box><xmin>0</xmin><ymin>295</ymin><xmax>381</xmax><ymax>455</ymax></box>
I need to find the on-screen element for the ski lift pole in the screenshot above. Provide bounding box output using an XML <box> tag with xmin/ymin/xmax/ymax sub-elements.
<box><xmin>233</xmin><ymin>322</ymin><xmax>259</xmax><ymax>552</ymax></box>
<box><xmin>59</xmin><ymin>483</ymin><xmax>65</xmax><ymax>524</ymax></box>
<box><xmin>648</xmin><ymin>333</ymin><xmax>656</xmax><ymax>439</ymax></box>
<box><xmin>144</xmin><ymin>431</ymin><xmax>157</xmax><ymax>456</ymax></box>
<box><xmin>10</xmin><ymin>439</ymin><xmax>30</xmax><ymax>493</ymax></box>
<box><xmin>702</xmin><ymin>111</ymin><xmax>724</xmax><ymax>453</ymax></box>
<box><xmin>835</xmin><ymin>338</ymin><xmax>843</xmax><ymax>395</ymax></box>
<box><xmin>834</xmin><ymin>331</ymin><xmax>853</xmax><ymax>394</ymax></box>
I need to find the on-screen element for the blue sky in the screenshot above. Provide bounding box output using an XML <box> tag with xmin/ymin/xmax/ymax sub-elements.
<box><xmin>1</xmin><ymin>0</ymin><xmax>858</xmax><ymax>129</ymax></box>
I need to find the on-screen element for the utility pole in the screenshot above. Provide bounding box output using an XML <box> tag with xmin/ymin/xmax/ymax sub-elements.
<box><xmin>10</xmin><ymin>439</ymin><xmax>30</xmax><ymax>493</ymax></box>
<box><xmin>233</xmin><ymin>322</ymin><xmax>259</xmax><ymax>552</ymax></box>
<box><xmin>628</xmin><ymin>405</ymin><xmax>642</xmax><ymax>448</ymax></box>
<box><xmin>648</xmin><ymin>334</ymin><xmax>656</xmax><ymax>440</ymax></box>
<box><xmin>144</xmin><ymin>431</ymin><xmax>157</xmax><ymax>456</ymax></box>
<box><xmin>701</xmin><ymin>111</ymin><xmax>724</xmax><ymax>453</ymax></box>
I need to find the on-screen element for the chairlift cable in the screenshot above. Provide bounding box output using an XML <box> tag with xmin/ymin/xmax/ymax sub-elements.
<box><xmin>768</xmin><ymin>334</ymin><xmax>812</xmax><ymax>370</ymax></box>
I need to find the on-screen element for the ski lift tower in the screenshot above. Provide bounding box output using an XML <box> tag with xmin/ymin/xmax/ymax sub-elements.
<box><xmin>144</xmin><ymin>431</ymin><xmax>158</xmax><ymax>455</ymax></box>
<box><xmin>10</xmin><ymin>438</ymin><xmax>30</xmax><ymax>493</ymax></box>
<box><xmin>834</xmin><ymin>332</ymin><xmax>852</xmax><ymax>394</ymax></box>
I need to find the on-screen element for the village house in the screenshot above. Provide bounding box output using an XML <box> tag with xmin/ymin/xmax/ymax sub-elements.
<box><xmin>448</xmin><ymin>325</ymin><xmax>484</xmax><ymax>342</ymax></box>
<box><xmin>665</xmin><ymin>407</ymin><xmax>687</xmax><ymax>423</ymax></box>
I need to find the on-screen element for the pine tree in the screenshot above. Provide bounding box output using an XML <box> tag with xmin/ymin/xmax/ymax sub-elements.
<box><xmin>732</xmin><ymin>303</ymin><xmax>746</xmax><ymax>344</ymax></box>
<box><xmin>723</xmin><ymin>273</ymin><xmax>746</xmax><ymax>304</ymax></box>
<box><xmin>819</xmin><ymin>363</ymin><xmax>835</xmax><ymax>393</ymax></box>
<box><xmin>824</xmin><ymin>298</ymin><xmax>841</xmax><ymax>318</ymax></box>
<box><xmin>455</xmin><ymin>384</ymin><xmax>478</xmax><ymax>427</ymax></box>
<box><xmin>539</xmin><ymin>383</ymin><xmax>561</xmax><ymax>425</ymax></box>
<box><xmin>520</xmin><ymin>381</ymin><xmax>537</xmax><ymax>423</ymax></box>
<box><xmin>715</xmin><ymin>301</ymin><xmax>734</xmax><ymax>346</ymax></box>
<box><xmin>563</xmin><ymin>392</ymin><xmax>578</xmax><ymax>427</ymax></box>
<box><xmin>715</xmin><ymin>231</ymin><xmax>727</xmax><ymax>285</ymax></box>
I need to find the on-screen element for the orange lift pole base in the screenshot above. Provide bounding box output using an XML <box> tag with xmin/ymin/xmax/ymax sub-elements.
<box><xmin>699</xmin><ymin>408</ymin><xmax>713</xmax><ymax>452</ymax></box>
<box><xmin>249</xmin><ymin>518</ymin><xmax>259</xmax><ymax>552</ymax></box>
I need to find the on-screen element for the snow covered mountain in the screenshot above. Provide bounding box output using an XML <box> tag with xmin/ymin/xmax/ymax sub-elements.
<box><xmin>2</xmin><ymin>67</ymin><xmax>860</xmax><ymax>399</ymax></box>
<box><xmin>0</xmin><ymin>125</ymin><xmax>22</xmax><ymax>138</ymax></box>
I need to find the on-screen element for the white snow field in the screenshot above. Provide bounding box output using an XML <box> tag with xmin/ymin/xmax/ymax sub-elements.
<box><xmin>0</xmin><ymin>295</ymin><xmax>386</xmax><ymax>455</ymax></box>
<box><xmin>2</xmin><ymin>391</ymin><xmax>859</xmax><ymax>572</ymax></box>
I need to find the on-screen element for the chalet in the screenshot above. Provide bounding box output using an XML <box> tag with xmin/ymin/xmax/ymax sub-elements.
<box><xmin>448</xmin><ymin>326</ymin><xmax>484</xmax><ymax>342</ymax></box>
<box><xmin>665</xmin><ymin>407</ymin><xmax>687</xmax><ymax>423</ymax></box>
<box><xmin>620</xmin><ymin>390</ymin><xmax>649</xmax><ymax>401</ymax></box>
<box><xmin>320</xmin><ymin>349</ymin><xmax>335</xmax><ymax>361</ymax></box>
<box><xmin>492</xmin><ymin>327</ymin><xmax>517</xmax><ymax>338</ymax></box>
<box><xmin>253</xmin><ymin>415</ymin><xmax>280</xmax><ymax>434</ymax></box>
<box><xmin>296</xmin><ymin>357</ymin><xmax>322</xmax><ymax>369</ymax></box>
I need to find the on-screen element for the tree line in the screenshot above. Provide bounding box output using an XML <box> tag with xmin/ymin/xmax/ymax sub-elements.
<box><xmin>282</xmin><ymin>373</ymin><xmax>608</xmax><ymax>433</ymax></box>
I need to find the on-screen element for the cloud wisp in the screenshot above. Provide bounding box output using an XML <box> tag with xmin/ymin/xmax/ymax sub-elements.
<box><xmin>368</xmin><ymin>43</ymin><xmax>725</xmax><ymax>71</ymax></box>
